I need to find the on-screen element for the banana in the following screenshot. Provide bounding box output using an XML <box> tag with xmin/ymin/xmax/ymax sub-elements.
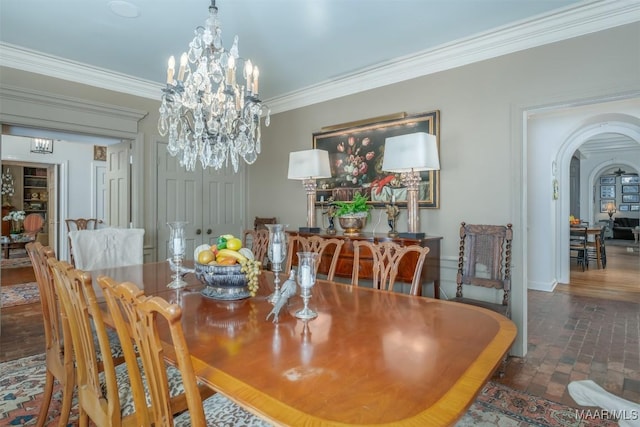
<box><xmin>216</xmin><ymin>248</ymin><xmax>247</xmax><ymax>262</ymax></box>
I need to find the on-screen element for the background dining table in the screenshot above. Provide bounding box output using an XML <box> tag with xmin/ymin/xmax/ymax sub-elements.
<box><xmin>91</xmin><ymin>261</ymin><xmax>516</xmax><ymax>426</ymax></box>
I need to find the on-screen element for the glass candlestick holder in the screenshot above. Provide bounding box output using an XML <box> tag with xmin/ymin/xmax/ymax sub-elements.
<box><xmin>295</xmin><ymin>251</ymin><xmax>319</xmax><ymax>320</ymax></box>
<box><xmin>266</xmin><ymin>223</ymin><xmax>287</xmax><ymax>303</ymax></box>
<box><xmin>167</xmin><ymin>221</ymin><xmax>188</xmax><ymax>288</ymax></box>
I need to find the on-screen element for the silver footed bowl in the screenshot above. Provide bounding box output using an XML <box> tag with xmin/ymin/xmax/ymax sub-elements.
<box><xmin>194</xmin><ymin>262</ymin><xmax>250</xmax><ymax>301</ymax></box>
<box><xmin>338</xmin><ymin>214</ymin><xmax>368</xmax><ymax>236</ymax></box>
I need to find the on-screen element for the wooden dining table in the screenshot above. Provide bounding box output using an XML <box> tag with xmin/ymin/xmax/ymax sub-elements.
<box><xmin>91</xmin><ymin>261</ymin><xmax>516</xmax><ymax>426</ymax></box>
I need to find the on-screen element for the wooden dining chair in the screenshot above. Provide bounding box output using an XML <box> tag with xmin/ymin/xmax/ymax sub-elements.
<box><xmin>48</xmin><ymin>259</ymin><xmax>202</xmax><ymax>426</ymax></box>
<box><xmin>351</xmin><ymin>240</ymin><xmax>430</xmax><ymax>295</ymax></box>
<box><xmin>242</xmin><ymin>228</ymin><xmax>270</xmax><ymax>267</ymax></box>
<box><xmin>285</xmin><ymin>235</ymin><xmax>345</xmax><ymax>281</ymax></box>
<box><xmin>23</xmin><ymin>213</ymin><xmax>44</xmax><ymax>241</ymax></box>
<box><xmin>570</xmin><ymin>226</ymin><xmax>589</xmax><ymax>271</ymax></box>
<box><xmin>25</xmin><ymin>242</ymin><xmax>74</xmax><ymax>427</ymax></box>
<box><xmin>452</xmin><ymin>223</ymin><xmax>513</xmax><ymax>317</ymax></box>
<box><xmin>254</xmin><ymin>216</ymin><xmax>277</xmax><ymax>231</ymax></box>
<box><xmin>47</xmin><ymin>258</ymin><xmax>135</xmax><ymax>426</ymax></box>
<box><xmin>65</xmin><ymin>218</ymin><xmax>100</xmax><ymax>266</ymax></box>
<box><xmin>97</xmin><ymin>276</ymin><xmax>271</xmax><ymax>426</ymax></box>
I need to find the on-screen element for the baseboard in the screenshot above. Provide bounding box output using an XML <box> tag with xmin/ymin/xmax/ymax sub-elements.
<box><xmin>528</xmin><ymin>279</ymin><xmax>557</xmax><ymax>292</ymax></box>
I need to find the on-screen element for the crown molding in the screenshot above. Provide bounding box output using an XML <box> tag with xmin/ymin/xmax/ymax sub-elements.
<box><xmin>1</xmin><ymin>0</ymin><xmax>638</xmax><ymax>115</ymax></box>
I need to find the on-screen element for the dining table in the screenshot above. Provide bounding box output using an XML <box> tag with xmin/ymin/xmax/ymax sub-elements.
<box><xmin>91</xmin><ymin>261</ymin><xmax>517</xmax><ymax>427</ymax></box>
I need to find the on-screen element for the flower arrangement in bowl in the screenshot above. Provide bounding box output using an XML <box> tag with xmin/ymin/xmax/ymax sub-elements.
<box><xmin>332</xmin><ymin>193</ymin><xmax>372</xmax><ymax>236</ymax></box>
<box><xmin>2</xmin><ymin>210</ymin><xmax>26</xmax><ymax>235</ymax></box>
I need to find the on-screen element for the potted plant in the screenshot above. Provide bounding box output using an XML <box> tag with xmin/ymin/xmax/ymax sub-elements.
<box><xmin>332</xmin><ymin>192</ymin><xmax>372</xmax><ymax>236</ymax></box>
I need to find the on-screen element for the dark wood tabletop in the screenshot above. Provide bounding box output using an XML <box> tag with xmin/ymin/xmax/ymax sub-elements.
<box><xmin>91</xmin><ymin>261</ymin><xmax>516</xmax><ymax>426</ymax></box>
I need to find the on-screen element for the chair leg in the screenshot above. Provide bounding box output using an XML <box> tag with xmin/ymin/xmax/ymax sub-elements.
<box><xmin>36</xmin><ymin>370</ymin><xmax>55</xmax><ymax>427</ymax></box>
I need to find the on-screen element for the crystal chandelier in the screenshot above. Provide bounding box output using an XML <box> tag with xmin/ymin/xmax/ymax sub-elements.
<box><xmin>158</xmin><ymin>0</ymin><xmax>270</xmax><ymax>172</ymax></box>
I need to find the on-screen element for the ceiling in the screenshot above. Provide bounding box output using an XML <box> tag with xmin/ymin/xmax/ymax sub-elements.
<box><xmin>2</xmin><ymin>0</ymin><xmax>637</xmax><ymax>113</ymax></box>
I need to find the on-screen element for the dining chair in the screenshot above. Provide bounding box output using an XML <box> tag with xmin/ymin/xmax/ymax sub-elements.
<box><xmin>586</xmin><ymin>226</ymin><xmax>606</xmax><ymax>269</ymax></box>
<box><xmin>23</xmin><ymin>213</ymin><xmax>44</xmax><ymax>241</ymax></box>
<box><xmin>570</xmin><ymin>226</ymin><xmax>589</xmax><ymax>271</ymax></box>
<box><xmin>47</xmin><ymin>258</ymin><xmax>138</xmax><ymax>426</ymax></box>
<box><xmin>68</xmin><ymin>227</ymin><xmax>144</xmax><ymax>270</ymax></box>
<box><xmin>254</xmin><ymin>216</ymin><xmax>277</xmax><ymax>231</ymax></box>
<box><xmin>452</xmin><ymin>223</ymin><xmax>513</xmax><ymax>317</ymax></box>
<box><xmin>97</xmin><ymin>276</ymin><xmax>272</xmax><ymax>426</ymax></box>
<box><xmin>242</xmin><ymin>228</ymin><xmax>270</xmax><ymax>267</ymax></box>
<box><xmin>25</xmin><ymin>242</ymin><xmax>74</xmax><ymax>427</ymax></box>
<box><xmin>351</xmin><ymin>240</ymin><xmax>430</xmax><ymax>295</ymax></box>
<box><xmin>285</xmin><ymin>235</ymin><xmax>345</xmax><ymax>281</ymax></box>
<box><xmin>27</xmin><ymin>242</ymin><xmax>129</xmax><ymax>426</ymax></box>
<box><xmin>65</xmin><ymin>218</ymin><xmax>100</xmax><ymax>266</ymax></box>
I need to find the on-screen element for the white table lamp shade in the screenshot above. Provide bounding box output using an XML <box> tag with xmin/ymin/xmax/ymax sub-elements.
<box><xmin>382</xmin><ymin>132</ymin><xmax>440</xmax><ymax>172</ymax></box>
<box><xmin>287</xmin><ymin>149</ymin><xmax>332</xmax><ymax>179</ymax></box>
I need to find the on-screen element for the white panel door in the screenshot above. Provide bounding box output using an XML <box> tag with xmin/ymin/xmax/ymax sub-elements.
<box><xmin>156</xmin><ymin>142</ymin><xmax>245</xmax><ymax>262</ymax></box>
<box><xmin>106</xmin><ymin>141</ymin><xmax>131</xmax><ymax>227</ymax></box>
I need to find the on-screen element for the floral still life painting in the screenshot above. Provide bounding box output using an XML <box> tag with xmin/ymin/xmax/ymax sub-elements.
<box><xmin>313</xmin><ymin>111</ymin><xmax>440</xmax><ymax>208</ymax></box>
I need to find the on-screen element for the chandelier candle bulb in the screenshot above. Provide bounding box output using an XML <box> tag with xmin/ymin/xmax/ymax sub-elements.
<box><xmin>167</xmin><ymin>55</ymin><xmax>175</xmax><ymax>84</ymax></box>
<box><xmin>226</xmin><ymin>56</ymin><xmax>235</xmax><ymax>85</ymax></box>
<box><xmin>253</xmin><ymin>66</ymin><xmax>259</xmax><ymax>94</ymax></box>
<box><xmin>177</xmin><ymin>53</ymin><xmax>188</xmax><ymax>81</ymax></box>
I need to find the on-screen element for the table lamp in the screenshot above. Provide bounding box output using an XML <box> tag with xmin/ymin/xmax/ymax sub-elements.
<box><xmin>606</xmin><ymin>202</ymin><xmax>616</xmax><ymax>219</ymax></box>
<box><xmin>382</xmin><ymin>132</ymin><xmax>440</xmax><ymax>239</ymax></box>
<box><xmin>288</xmin><ymin>149</ymin><xmax>332</xmax><ymax>233</ymax></box>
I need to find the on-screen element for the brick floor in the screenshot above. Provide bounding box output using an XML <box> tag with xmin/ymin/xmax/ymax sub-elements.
<box><xmin>496</xmin><ymin>289</ymin><xmax>640</xmax><ymax>406</ymax></box>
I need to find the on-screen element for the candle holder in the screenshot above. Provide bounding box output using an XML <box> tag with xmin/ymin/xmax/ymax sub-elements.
<box><xmin>167</xmin><ymin>221</ymin><xmax>188</xmax><ymax>288</ymax></box>
<box><xmin>266</xmin><ymin>223</ymin><xmax>288</xmax><ymax>304</ymax></box>
<box><xmin>295</xmin><ymin>252</ymin><xmax>319</xmax><ymax>320</ymax></box>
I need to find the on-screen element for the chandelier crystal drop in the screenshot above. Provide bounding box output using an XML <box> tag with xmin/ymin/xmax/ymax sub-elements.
<box><xmin>158</xmin><ymin>0</ymin><xmax>270</xmax><ymax>172</ymax></box>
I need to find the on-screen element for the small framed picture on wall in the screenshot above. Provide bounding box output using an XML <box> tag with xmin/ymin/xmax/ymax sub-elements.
<box><xmin>631</xmin><ymin>204</ymin><xmax>640</xmax><ymax>211</ymax></box>
<box><xmin>600</xmin><ymin>175</ymin><xmax>616</xmax><ymax>185</ymax></box>
<box><xmin>94</xmin><ymin>145</ymin><xmax>107</xmax><ymax>161</ymax></box>
<box><xmin>622</xmin><ymin>185</ymin><xmax>639</xmax><ymax>193</ymax></box>
<box><xmin>622</xmin><ymin>194</ymin><xmax>640</xmax><ymax>203</ymax></box>
<box><xmin>600</xmin><ymin>185</ymin><xmax>615</xmax><ymax>198</ymax></box>
<box><xmin>619</xmin><ymin>204</ymin><xmax>630</xmax><ymax>212</ymax></box>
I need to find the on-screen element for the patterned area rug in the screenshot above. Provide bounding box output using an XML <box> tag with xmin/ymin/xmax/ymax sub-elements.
<box><xmin>1</xmin><ymin>282</ymin><xmax>40</xmax><ymax>307</ymax></box>
<box><xmin>0</xmin><ymin>354</ymin><xmax>617</xmax><ymax>427</ymax></box>
<box><xmin>1</xmin><ymin>248</ymin><xmax>32</xmax><ymax>269</ymax></box>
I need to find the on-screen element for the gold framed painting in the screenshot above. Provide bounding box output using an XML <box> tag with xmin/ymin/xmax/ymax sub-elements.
<box><xmin>312</xmin><ymin>111</ymin><xmax>440</xmax><ymax>208</ymax></box>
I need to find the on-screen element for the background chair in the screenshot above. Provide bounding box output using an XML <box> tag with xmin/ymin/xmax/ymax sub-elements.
<box><xmin>98</xmin><ymin>276</ymin><xmax>271</xmax><ymax>426</ymax></box>
<box><xmin>351</xmin><ymin>240</ymin><xmax>430</xmax><ymax>295</ymax></box>
<box><xmin>452</xmin><ymin>222</ymin><xmax>513</xmax><ymax>317</ymax></box>
<box><xmin>242</xmin><ymin>228</ymin><xmax>270</xmax><ymax>267</ymax></box>
<box><xmin>23</xmin><ymin>213</ymin><xmax>44</xmax><ymax>241</ymax></box>
<box><xmin>68</xmin><ymin>227</ymin><xmax>144</xmax><ymax>270</ymax></box>
<box><xmin>570</xmin><ymin>226</ymin><xmax>589</xmax><ymax>272</ymax></box>
<box><xmin>254</xmin><ymin>216</ymin><xmax>277</xmax><ymax>231</ymax></box>
<box><xmin>65</xmin><ymin>218</ymin><xmax>100</xmax><ymax>266</ymax></box>
<box><xmin>285</xmin><ymin>235</ymin><xmax>345</xmax><ymax>281</ymax></box>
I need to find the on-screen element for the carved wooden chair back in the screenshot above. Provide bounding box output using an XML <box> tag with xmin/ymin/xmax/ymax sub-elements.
<box><xmin>454</xmin><ymin>222</ymin><xmax>513</xmax><ymax>317</ymax></box>
<box><xmin>65</xmin><ymin>218</ymin><xmax>99</xmax><ymax>266</ymax></box>
<box><xmin>23</xmin><ymin>213</ymin><xmax>44</xmax><ymax>240</ymax></box>
<box><xmin>242</xmin><ymin>229</ymin><xmax>270</xmax><ymax>267</ymax></box>
<box><xmin>302</xmin><ymin>235</ymin><xmax>345</xmax><ymax>281</ymax></box>
<box><xmin>254</xmin><ymin>216</ymin><xmax>277</xmax><ymax>231</ymax></box>
<box><xmin>352</xmin><ymin>240</ymin><xmax>430</xmax><ymax>295</ymax></box>
<box><xmin>25</xmin><ymin>242</ymin><xmax>74</xmax><ymax>427</ymax></box>
<box><xmin>47</xmin><ymin>258</ymin><xmax>131</xmax><ymax>426</ymax></box>
<box><xmin>285</xmin><ymin>235</ymin><xmax>345</xmax><ymax>281</ymax></box>
<box><xmin>98</xmin><ymin>276</ymin><xmax>267</xmax><ymax>426</ymax></box>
